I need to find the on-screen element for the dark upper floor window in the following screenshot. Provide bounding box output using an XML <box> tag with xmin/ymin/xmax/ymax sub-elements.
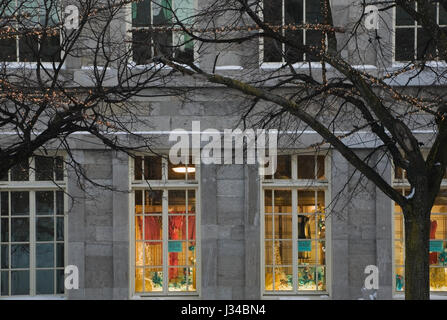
<box><xmin>395</xmin><ymin>3</ymin><xmax>447</xmax><ymax>62</ymax></box>
<box><xmin>131</xmin><ymin>0</ymin><xmax>194</xmax><ymax>65</ymax></box>
<box><xmin>0</xmin><ymin>0</ymin><xmax>61</xmax><ymax>63</ymax></box>
<box><xmin>263</xmin><ymin>0</ymin><xmax>324</xmax><ymax>63</ymax></box>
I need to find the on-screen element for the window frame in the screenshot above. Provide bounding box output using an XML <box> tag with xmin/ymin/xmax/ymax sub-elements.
<box><xmin>260</xmin><ymin>153</ymin><xmax>331</xmax><ymax>296</ymax></box>
<box><xmin>259</xmin><ymin>0</ymin><xmax>328</xmax><ymax>69</ymax></box>
<box><xmin>129</xmin><ymin>154</ymin><xmax>201</xmax><ymax>298</ymax></box>
<box><xmin>393</xmin><ymin>2</ymin><xmax>447</xmax><ymax>64</ymax></box>
<box><xmin>126</xmin><ymin>0</ymin><xmax>198</xmax><ymax>67</ymax></box>
<box><xmin>0</xmin><ymin>0</ymin><xmax>64</xmax><ymax>65</ymax></box>
<box><xmin>0</xmin><ymin>155</ymin><xmax>68</xmax><ymax>298</ymax></box>
<box><xmin>391</xmin><ymin>164</ymin><xmax>447</xmax><ymax>295</ymax></box>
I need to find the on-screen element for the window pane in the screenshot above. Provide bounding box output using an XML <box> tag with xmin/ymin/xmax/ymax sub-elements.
<box><xmin>134</xmin><ymin>156</ymin><xmax>143</xmax><ymax>180</ymax></box>
<box><xmin>36</xmin><ymin>243</ymin><xmax>54</xmax><ymax>268</ymax></box>
<box><xmin>168</xmin><ymin>160</ymin><xmax>186</xmax><ymax>180</ymax></box>
<box><xmin>298</xmin><ymin>191</ymin><xmax>315</xmax><ymax>213</ymax></box>
<box><xmin>285</xmin><ymin>0</ymin><xmax>303</xmax><ymax>24</ymax></box>
<box><xmin>433</xmin><ymin>190</ymin><xmax>447</xmax><ymax>213</ymax></box>
<box><xmin>11</xmin><ymin>161</ymin><xmax>29</xmax><ymax>181</ymax></box>
<box><xmin>275</xmin><ymin>240</ymin><xmax>292</xmax><ymax>265</ymax></box>
<box><xmin>145</xmin><ymin>242</ymin><xmax>163</xmax><ymax>266</ymax></box>
<box><xmin>417</xmin><ymin>30</ymin><xmax>436</xmax><ymax>60</ymax></box>
<box><xmin>168</xmin><ymin>190</ymin><xmax>186</xmax><ymax>213</ymax></box>
<box><xmin>145</xmin><ymin>190</ymin><xmax>163</xmax><ymax>213</ymax></box>
<box><xmin>169</xmin><ymin>216</ymin><xmax>186</xmax><ymax>240</ymax></box>
<box><xmin>274</xmin><ymin>190</ymin><xmax>291</xmax><ymax>213</ymax></box>
<box><xmin>144</xmin><ymin>156</ymin><xmax>162</xmax><ymax>180</ymax></box>
<box><xmin>430</xmin><ymin>268</ymin><xmax>447</xmax><ymax>291</ymax></box>
<box><xmin>305</xmin><ymin>30</ymin><xmax>323</xmax><ymax>61</ymax></box>
<box><xmin>298</xmin><ymin>240</ymin><xmax>317</xmax><ymax>264</ymax></box>
<box><xmin>0</xmin><ymin>37</ymin><xmax>17</xmax><ymax>61</ymax></box>
<box><xmin>36</xmin><ymin>191</ymin><xmax>54</xmax><ymax>215</ymax></box>
<box><xmin>396</xmin><ymin>5</ymin><xmax>415</xmax><ymax>26</ymax></box>
<box><xmin>40</xmin><ymin>32</ymin><xmax>61</xmax><ymax>62</ymax></box>
<box><xmin>11</xmin><ymin>218</ymin><xmax>29</xmax><ymax>242</ymax></box>
<box><xmin>145</xmin><ymin>267</ymin><xmax>163</xmax><ymax>292</ymax></box>
<box><xmin>1</xmin><ymin>244</ymin><xmax>9</xmax><ymax>269</ymax></box>
<box><xmin>305</xmin><ymin>0</ymin><xmax>322</xmax><ymax>24</ymax></box>
<box><xmin>19</xmin><ymin>34</ymin><xmax>39</xmax><ymax>62</ymax></box>
<box><xmin>56</xmin><ymin>269</ymin><xmax>64</xmax><ymax>294</ymax></box>
<box><xmin>56</xmin><ymin>243</ymin><xmax>64</xmax><ymax>268</ymax></box>
<box><xmin>265</xmin><ymin>266</ymin><xmax>273</xmax><ymax>290</ymax></box>
<box><xmin>317</xmin><ymin>266</ymin><xmax>326</xmax><ymax>291</ymax></box>
<box><xmin>11</xmin><ymin>270</ymin><xmax>29</xmax><ymax>295</ymax></box>
<box><xmin>188</xmin><ymin>215</ymin><xmax>196</xmax><ymax>240</ymax></box>
<box><xmin>56</xmin><ymin>217</ymin><xmax>64</xmax><ymax>241</ymax></box>
<box><xmin>188</xmin><ymin>241</ymin><xmax>196</xmax><ymax>266</ymax></box>
<box><xmin>169</xmin><ymin>241</ymin><xmax>187</xmax><ymax>265</ymax></box>
<box><xmin>440</xmin><ymin>5</ymin><xmax>447</xmax><ymax>25</ymax></box>
<box><xmin>1</xmin><ymin>271</ymin><xmax>8</xmax><ymax>295</ymax></box>
<box><xmin>264</xmin><ymin>190</ymin><xmax>273</xmax><ymax>213</ymax></box>
<box><xmin>395</xmin><ymin>28</ymin><xmax>414</xmax><ymax>61</ymax></box>
<box><xmin>135</xmin><ymin>190</ymin><xmax>143</xmax><ymax>214</ymax></box>
<box><xmin>265</xmin><ymin>215</ymin><xmax>273</xmax><ymax>239</ymax></box>
<box><xmin>11</xmin><ymin>192</ymin><xmax>29</xmax><ymax>216</ymax></box>
<box><xmin>56</xmin><ymin>191</ymin><xmax>64</xmax><ymax>215</ymax></box>
<box><xmin>395</xmin><ymin>214</ymin><xmax>404</xmax><ymax>239</ymax></box>
<box><xmin>264</xmin><ymin>37</ymin><xmax>283</xmax><ymax>63</ymax></box>
<box><xmin>1</xmin><ymin>219</ymin><xmax>9</xmax><ymax>242</ymax></box>
<box><xmin>431</xmin><ymin>216</ymin><xmax>447</xmax><ymax>240</ymax></box>
<box><xmin>35</xmin><ymin>156</ymin><xmax>54</xmax><ymax>181</ymax></box>
<box><xmin>168</xmin><ymin>267</ymin><xmax>192</xmax><ymax>291</ymax></box>
<box><xmin>317</xmin><ymin>156</ymin><xmax>325</xmax><ymax>179</ymax></box>
<box><xmin>55</xmin><ymin>157</ymin><xmax>64</xmax><ymax>181</ymax></box>
<box><xmin>396</xmin><ymin>267</ymin><xmax>405</xmax><ymax>291</ymax></box>
<box><xmin>187</xmin><ymin>190</ymin><xmax>195</xmax><ymax>214</ymax></box>
<box><xmin>0</xmin><ymin>192</ymin><xmax>8</xmax><ymax>216</ymax></box>
<box><xmin>265</xmin><ymin>240</ymin><xmax>273</xmax><ymax>265</ymax></box>
<box><xmin>144</xmin><ymin>216</ymin><xmax>162</xmax><ymax>240</ymax></box>
<box><xmin>36</xmin><ymin>269</ymin><xmax>54</xmax><ymax>295</ymax></box>
<box><xmin>274</xmin><ymin>266</ymin><xmax>293</xmax><ymax>291</ymax></box>
<box><xmin>36</xmin><ymin>217</ymin><xmax>54</xmax><ymax>241</ymax></box>
<box><xmin>274</xmin><ymin>155</ymin><xmax>291</xmax><ymax>179</ymax></box>
<box><xmin>285</xmin><ymin>30</ymin><xmax>304</xmax><ymax>63</ymax></box>
<box><xmin>274</xmin><ymin>215</ymin><xmax>292</xmax><ymax>239</ymax></box>
<box><xmin>132</xmin><ymin>30</ymin><xmax>152</xmax><ymax>65</ymax></box>
<box><xmin>298</xmin><ymin>266</ymin><xmax>316</xmax><ymax>290</ymax></box>
<box><xmin>298</xmin><ymin>215</ymin><xmax>314</xmax><ymax>239</ymax></box>
<box><xmin>153</xmin><ymin>0</ymin><xmax>173</xmax><ymax>57</ymax></box>
<box><xmin>298</xmin><ymin>155</ymin><xmax>315</xmax><ymax>179</ymax></box>
<box><xmin>11</xmin><ymin>244</ymin><xmax>29</xmax><ymax>268</ymax></box>
<box><xmin>132</xmin><ymin>0</ymin><xmax>151</xmax><ymax>27</ymax></box>
<box><xmin>395</xmin><ymin>241</ymin><xmax>404</xmax><ymax>265</ymax></box>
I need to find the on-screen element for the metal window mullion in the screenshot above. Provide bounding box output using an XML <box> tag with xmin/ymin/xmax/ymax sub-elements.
<box><xmin>292</xmin><ymin>188</ymin><xmax>298</xmax><ymax>293</ymax></box>
<box><xmin>8</xmin><ymin>191</ymin><xmax>11</xmax><ymax>296</ymax></box>
<box><xmin>185</xmin><ymin>189</ymin><xmax>189</xmax><ymax>291</ymax></box>
<box><xmin>162</xmin><ymin>189</ymin><xmax>168</xmax><ymax>294</ymax></box>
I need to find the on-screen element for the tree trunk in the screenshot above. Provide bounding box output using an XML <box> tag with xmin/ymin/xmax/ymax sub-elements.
<box><xmin>404</xmin><ymin>206</ymin><xmax>431</xmax><ymax>300</ymax></box>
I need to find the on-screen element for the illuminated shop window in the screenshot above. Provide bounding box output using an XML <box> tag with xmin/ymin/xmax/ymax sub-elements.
<box><xmin>262</xmin><ymin>0</ymin><xmax>325</xmax><ymax>63</ymax></box>
<box><xmin>394</xmin><ymin>3</ymin><xmax>447</xmax><ymax>61</ymax></box>
<box><xmin>130</xmin><ymin>0</ymin><xmax>195</xmax><ymax>65</ymax></box>
<box><xmin>393</xmin><ymin>164</ymin><xmax>447</xmax><ymax>292</ymax></box>
<box><xmin>262</xmin><ymin>154</ymin><xmax>329</xmax><ymax>294</ymax></box>
<box><xmin>0</xmin><ymin>156</ymin><xmax>66</xmax><ymax>297</ymax></box>
<box><xmin>131</xmin><ymin>155</ymin><xmax>199</xmax><ymax>295</ymax></box>
<box><xmin>394</xmin><ymin>188</ymin><xmax>447</xmax><ymax>292</ymax></box>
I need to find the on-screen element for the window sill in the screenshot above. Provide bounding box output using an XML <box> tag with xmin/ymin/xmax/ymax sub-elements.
<box><xmin>131</xmin><ymin>294</ymin><xmax>201</xmax><ymax>300</ymax></box>
<box><xmin>262</xmin><ymin>294</ymin><xmax>330</xmax><ymax>300</ymax></box>
<box><xmin>393</xmin><ymin>293</ymin><xmax>447</xmax><ymax>300</ymax></box>
<box><xmin>0</xmin><ymin>62</ymin><xmax>65</xmax><ymax>69</ymax></box>
<box><xmin>392</xmin><ymin>61</ymin><xmax>447</xmax><ymax>69</ymax></box>
<box><xmin>260</xmin><ymin>62</ymin><xmax>328</xmax><ymax>70</ymax></box>
<box><xmin>0</xmin><ymin>295</ymin><xmax>67</xmax><ymax>300</ymax></box>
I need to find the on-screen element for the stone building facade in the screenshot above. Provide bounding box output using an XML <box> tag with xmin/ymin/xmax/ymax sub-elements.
<box><xmin>0</xmin><ymin>0</ymin><xmax>446</xmax><ymax>300</ymax></box>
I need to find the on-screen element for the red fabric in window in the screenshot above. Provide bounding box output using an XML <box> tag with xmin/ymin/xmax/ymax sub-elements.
<box><xmin>430</xmin><ymin>220</ymin><xmax>438</xmax><ymax>265</ymax></box>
